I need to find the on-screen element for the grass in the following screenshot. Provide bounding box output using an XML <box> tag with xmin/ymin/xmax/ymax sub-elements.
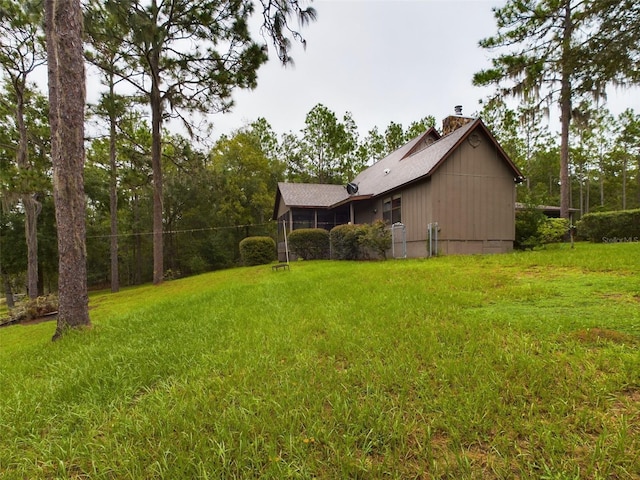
<box><xmin>0</xmin><ymin>242</ymin><xmax>639</xmax><ymax>479</ymax></box>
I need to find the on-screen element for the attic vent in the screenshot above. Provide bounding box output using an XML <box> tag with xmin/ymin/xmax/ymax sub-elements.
<box><xmin>454</xmin><ymin>105</ymin><xmax>463</xmax><ymax>116</ymax></box>
<box><xmin>468</xmin><ymin>132</ymin><xmax>481</xmax><ymax>148</ymax></box>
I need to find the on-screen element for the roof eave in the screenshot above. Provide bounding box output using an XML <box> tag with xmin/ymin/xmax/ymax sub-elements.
<box><xmin>330</xmin><ymin>194</ymin><xmax>374</xmax><ymax>208</ymax></box>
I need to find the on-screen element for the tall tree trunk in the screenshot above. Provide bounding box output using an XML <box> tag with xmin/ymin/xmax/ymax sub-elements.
<box><xmin>46</xmin><ymin>0</ymin><xmax>91</xmax><ymax>339</ymax></box>
<box><xmin>151</xmin><ymin>57</ymin><xmax>164</xmax><ymax>285</ymax></box>
<box><xmin>559</xmin><ymin>1</ymin><xmax>572</xmax><ymax>220</ymax></box>
<box><xmin>22</xmin><ymin>195</ymin><xmax>41</xmax><ymax>299</ymax></box>
<box><xmin>622</xmin><ymin>156</ymin><xmax>627</xmax><ymax>210</ymax></box>
<box><xmin>637</xmin><ymin>155</ymin><xmax>640</xmax><ymax>207</ymax></box>
<box><xmin>585</xmin><ymin>173</ymin><xmax>589</xmax><ymax>214</ymax></box>
<box><xmin>579</xmin><ymin>162</ymin><xmax>584</xmax><ymax>216</ymax></box>
<box><xmin>109</xmin><ymin>81</ymin><xmax>119</xmax><ymax>293</ymax></box>
<box><xmin>15</xmin><ymin>86</ymin><xmax>40</xmax><ymax>300</ymax></box>
<box><xmin>599</xmin><ymin>159</ymin><xmax>605</xmax><ymax>207</ymax></box>
<box><xmin>133</xmin><ymin>191</ymin><xmax>142</xmax><ymax>285</ymax></box>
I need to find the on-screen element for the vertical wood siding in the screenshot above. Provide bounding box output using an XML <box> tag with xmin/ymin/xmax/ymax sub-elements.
<box><xmin>401</xmin><ymin>129</ymin><xmax>515</xmax><ymax>254</ymax></box>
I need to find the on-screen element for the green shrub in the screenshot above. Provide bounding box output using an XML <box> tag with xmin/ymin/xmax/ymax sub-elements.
<box><xmin>288</xmin><ymin>228</ymin><xmax>330</xmax><ymax>260</ymax></box>
<box><xmin>515</xmin><ymin>207</ymin><xmax>546</xmax><ymax>250</ymax></box>
<box><xmin>539</xmin><ymin>217</ymin><xmax>570</xmax><ymax>244</ymax></box>
<box><xmin>360</xmin><ymin>220</ymin><xmax>392</xmax><ymax>259</ymax></box>
<box><xmin>239</xmin><ymin>236</ymin><xmax>276</xmax><ymax>266</ymax></box>
<box><xmin>330</xmin><ymin>222</ymin><xmax>391</xmax><ymax>260</ymax></box>
<box><xmin>330</xmin><ymin>224</ymin><xmax>364</xmax><ymax>260</ymax></box>
<box><xmin>577</xmin><ymin>209</ymin><xmax>640</xmax><ymax>243</ymax></box>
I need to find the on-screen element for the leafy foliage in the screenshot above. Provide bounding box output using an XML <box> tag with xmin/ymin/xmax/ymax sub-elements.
<box><xmin>239</xmin><ymin>236</ymin><xmax>276</xmax><ymax>266</ymax></box>
<box><xmin>577</xmin><ymin>209</ymin><xmax>640</xmax><ymax>242</ymax></box>
<box><xmin>285</xmin><ymin>104</ymin><xmax>360</xmax><ymax>184</ymax></box>
<box><xmin>288</xmin><ymin>228</ymin><xmax>329</xmax><ymax>260</ymax></box>
<box><xmin>538</xmin><ymin>218</ymin><xmax>570</xmax><ymax>244</ymax></box>
<box><xmin>329</xmin><ymin>224</ymin><xmax>366</xmax><ymax>260</ymax></box>
<box><xmin>359</xmin><ymin>220</ymin><xmax>392</xmax><ymax>259</ymax></box>
<box><xmin>515</xmin><ymin>205</ymin><xmax>546</xmax><ymax>250</ymax></box>
<box><xmin>330</xmin><ymin>222</ymin><xmax>391</xmax><ymax>260</ymax></box>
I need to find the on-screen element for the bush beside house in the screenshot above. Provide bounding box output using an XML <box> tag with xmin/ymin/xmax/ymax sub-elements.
<box><xmin>515</xmin><ymin>208</ymin><xmax>570</xmax><ymax>249</ymax></box>
<box><xmin>330</xmin><ymin>221</ymin><xmax>391</xmax><ymax>260</ymax></box>
<box><xmin>538</xmin><ymin>218</ymin><xmax>570</xmax><ymax>244</ymax></box>
<box><xmin>288</xmin><ymin>229</ymin><xmax>330</xmax><ymax>260</ymax></box>
<box><xmin>515</xmin><ymin>207</ymin><xmax>546</xmax><ymax>249</ymax></box>
<box><xmin>239</xmin><ymin>236</ymin><xmax>276</xmax><ymax>266</ymax></box>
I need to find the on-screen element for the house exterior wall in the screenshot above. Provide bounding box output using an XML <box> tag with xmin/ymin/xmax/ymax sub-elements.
<box><xmin>276</xmin><ymin>197</ymin><xmax>289</xmax><ymax>220</ymax></box>
<box><xmin>428</xmin><ymin>130</ymin><xmax>515</xmax><ymax>255</ymax></box>
<box><xmin>384</xmin><ymin>129</ymin><xmax>515</xmax><ymax>257</ymax></box>
<box><xmin>353</xmin><ymin>199</ymin><xmax>381</xmax><ymax>225</ymax></box>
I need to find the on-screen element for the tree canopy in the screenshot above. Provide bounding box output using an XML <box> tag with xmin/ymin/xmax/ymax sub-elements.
<box><xmin>474</xmin><ymin>0</ymin><xmax>640</xmax><ymax>219</ymax></box>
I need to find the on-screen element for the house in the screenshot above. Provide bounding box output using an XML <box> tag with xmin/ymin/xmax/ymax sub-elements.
<box><xmin>273</xmin><ymin>111</ymin><xmax>524</xmax><ymax>259</ymax></box>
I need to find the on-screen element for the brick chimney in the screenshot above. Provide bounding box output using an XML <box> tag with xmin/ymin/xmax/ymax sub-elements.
<box><xmin>442</xmin><ymin>105</ymin><xmax>473</xmax><ymax>135</ymax></box>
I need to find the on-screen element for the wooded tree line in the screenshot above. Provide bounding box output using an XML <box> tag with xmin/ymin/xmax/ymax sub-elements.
<box><xmin>481</xmin><ymin>99</ymin><xmax>640</xmax><ymax>215</ymax></box>
<box><xmin>0</xmin><ymin>0</ymin><xmax>638</xmax><ymax>309</ymax></box>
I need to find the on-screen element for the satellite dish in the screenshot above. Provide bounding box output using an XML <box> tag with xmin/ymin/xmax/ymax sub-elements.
<box><xmin>346</xmin><ymin>182</ymin><xmax>358</xmax><ymax>195</ymax></box>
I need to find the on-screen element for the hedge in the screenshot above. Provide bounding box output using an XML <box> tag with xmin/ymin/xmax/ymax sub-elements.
<box><xmin>577</xmin><ymin>209</ymin><xmax>640</xmax><ymax>243</ymax></box>
<box><xmin>288</xmin><ymin>228</ymin><xmax>330</xmax><ymax>260</ymax></box>
<box><xmin>330</xmin><ymin>221</ymin><xmax>391</xmax><ymax>260</ymax></box>
<box><xmin>239</xmin><ymin>236</ymin><xmax>276</xmax><ymax>266</ymax></box>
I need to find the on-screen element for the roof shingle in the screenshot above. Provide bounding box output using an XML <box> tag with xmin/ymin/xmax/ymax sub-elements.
<box><xmin>276</xmin><ymin>182</ymin><xmax>349</xmax><ymax>208</ymax></box>
<box><xmin>352</xmin><ymin>120</ymin><xmax>477</xmax><ymax>197</ymax></box>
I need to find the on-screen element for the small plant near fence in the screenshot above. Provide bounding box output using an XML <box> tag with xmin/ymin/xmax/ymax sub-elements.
<box><xmin>538</xmin><ymin>217</ymin><xmax>570</xmax><ymax>244</ymax></box>
<box><xmin>330</xmin><ymin>221</ymin><xmax>391</xmax><ymax>260</ymax></box>
<box><xmin>239</xmin><ymin>236</ymin><xmax>276</xmax><ymax>266</ymax></box>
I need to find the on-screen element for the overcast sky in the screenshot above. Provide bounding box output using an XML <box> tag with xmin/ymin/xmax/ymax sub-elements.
<box><xmin>76</xmin><ymin>0</ymin><xmax>639</xmax><ymax>142</ymax></box>
<box><xmin>206</xmin><ymin>0</ymin><xmax>504</xmax><ymax>138</ymax></box>
<box><xmin>195</xmin><ymin>0</ymin><xmax>639</xmax><ymax>140</ymax></box>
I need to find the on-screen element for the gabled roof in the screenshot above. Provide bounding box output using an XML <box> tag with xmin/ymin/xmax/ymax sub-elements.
<box><xmin>352</xmin><ymin>118</ymin><xmax>522</xmax><ymax>197</ymax></box>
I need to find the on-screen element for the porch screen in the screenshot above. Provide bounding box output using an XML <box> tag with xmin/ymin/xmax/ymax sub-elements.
<box><xmin>292</xmin><ymin>209</ymin><xmax>314</xmax><ymax>229</ymax></box>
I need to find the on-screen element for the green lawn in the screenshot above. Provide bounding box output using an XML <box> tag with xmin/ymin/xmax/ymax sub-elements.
<box><xmin>1</xmin><ymin>243</ymin><xmax>639</xmax><ymax>479</ymax></box>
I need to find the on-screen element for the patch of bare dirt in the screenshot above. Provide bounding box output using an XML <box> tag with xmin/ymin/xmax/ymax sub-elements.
<box><xmin>571</xmin><ymin>327</ymin><xmax>638</xmax><ymax>346</ymax></box>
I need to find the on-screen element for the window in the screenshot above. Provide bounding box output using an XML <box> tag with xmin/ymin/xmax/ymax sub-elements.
<box><xmin>383</xmin><ymin>194</ymin><xmax>401</xmax><ymax>224</ymax></box>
